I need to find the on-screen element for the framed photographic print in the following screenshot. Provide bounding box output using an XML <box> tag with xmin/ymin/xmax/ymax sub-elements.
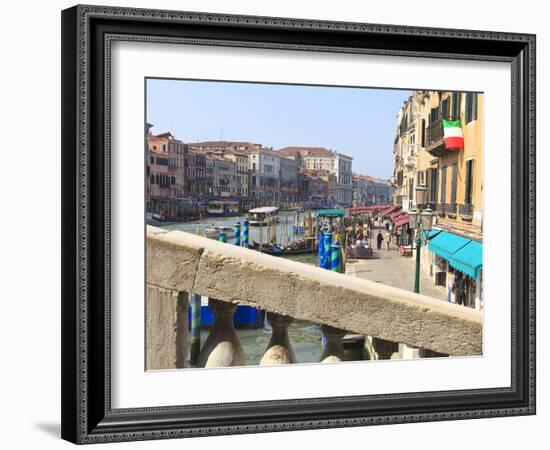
<box><xmin>61</xmin><ymin>4</ymin><xmax>536</xmax><ymax>444</ymax></box>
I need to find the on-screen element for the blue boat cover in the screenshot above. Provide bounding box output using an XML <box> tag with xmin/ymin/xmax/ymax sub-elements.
<box><xmin>448</xmin><ymin>240</ymin><xmax>483</xmax><ymax>279</ymax></box>
<box><xmin>427</xmin><ymin>230</ymin><xmax>470</xmax><ymax>260</ymax></box>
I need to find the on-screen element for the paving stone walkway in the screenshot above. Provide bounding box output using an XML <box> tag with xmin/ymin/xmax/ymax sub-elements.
<box><xmin>345</xmin><ymin>241</ymin><xmax>447</xmax><ymax>301</ymax></box>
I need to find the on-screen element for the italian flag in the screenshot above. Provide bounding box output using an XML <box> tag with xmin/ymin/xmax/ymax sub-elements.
<box><xmin>442</xmin><ymin>119</ymin><xmax>464</xmax><ymax>150</ymax></box>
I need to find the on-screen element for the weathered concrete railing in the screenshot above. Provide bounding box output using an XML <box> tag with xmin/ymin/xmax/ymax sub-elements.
<box><xmin>146</xmin><ymin>225</ymin><xmax>482</xmax><ymax>369</ymax></box>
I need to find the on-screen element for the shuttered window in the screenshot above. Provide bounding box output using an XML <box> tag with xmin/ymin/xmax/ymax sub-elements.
<box><xmin>440</xmin><ymin>166</ymin><xmax>447</xmax><ymax>203</ymax></box>
<box><xmin>465</xmin><ymin>93</ymin><xmax>478</xmax><ymax>123</ymax></box>
<box><xmin>450</xmin><ymin>163</ymin><xmax>458</xmax><ymax>204</ymax></box>
<box><xmin>465</xmin><ymin>159</ymin><xmax>474</xmax><ymax>204</ymax></box>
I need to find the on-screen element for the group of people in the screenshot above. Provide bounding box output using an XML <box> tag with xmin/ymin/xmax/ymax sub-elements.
<box><xmin>376</xmin><ymin>229</ymin><xmax>392</xmax><ymax>250</ymax></box>
<box><xmin>447</xmin><ymin>268</ymin><xmax>467</xmax><ymax>305</ymax></box>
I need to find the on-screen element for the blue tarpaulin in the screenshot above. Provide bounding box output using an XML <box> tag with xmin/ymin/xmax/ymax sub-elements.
<box><xmin>448</xmin><ymin>240</ymin><xmax>483</xmax><ymax>279</ymax></box>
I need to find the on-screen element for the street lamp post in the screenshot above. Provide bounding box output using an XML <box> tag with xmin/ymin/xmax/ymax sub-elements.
<box><xmin>408</xmin><ymin>184</ymin><xmax>434</xmax><ymax>294</ymax></box>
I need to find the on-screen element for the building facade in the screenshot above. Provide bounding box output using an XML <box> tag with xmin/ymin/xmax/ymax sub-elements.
<box><xmin>353</xmin><ymin>174</ymin><xmax>394</xmax><ymax>206</ymax></box>
<box><xmin>352</xmin><ymin>174</ymin><xmax>369</xmax><ymax>206</ymax></box>
<box><xmin>187</xmin><ymin>149</ymin><xmax>207</xmax><ymax>197</ymax></box>
<box><xmin>276</xmin><ymin>146</ymin><xmax>353</xmax><ymax>206</ymax></box>
<box><xmin>393</xmin><ymin>91</ymin><xmax>484</xmax><ymax>310</ymax></box>
<box><xmin>248</xmin><ymin>148</ymin><xmax>281</xmax><ymax>205</ymax></box>
<box><xmin>392</xmin><ymin>96</ymin><xmax>419</xmax><ymax>212</ymax></box>
<box><xmin>366</xmin><ymin>177</ymin><xmax>394</xmax><ymax>205</ymax></box>
<box><xmin>147</xmin><ymin>132</ymin><xmax>188</xmax><ymax>219</ymax></box>
<box><xmin>206</xmin><ymin>154</ymin><xmax>237</xmax><ymax>198</ymax></box>
<box><xmin>223</xmin><ymin>149</ymin><xmax>250</xmax><ymax>198</ymax></box>
<box><xmin>279</xmin><ymin>156</ymin><xmax>299</xmax><ymax>206</ymax></box>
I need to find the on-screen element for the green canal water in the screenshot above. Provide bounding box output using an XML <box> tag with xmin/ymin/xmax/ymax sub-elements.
<box><xmin>159</xmin><ymin>212</ymin><xmax>345</xmax><ymax>366</ymax></box>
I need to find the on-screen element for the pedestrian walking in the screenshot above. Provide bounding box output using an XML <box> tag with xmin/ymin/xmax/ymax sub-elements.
<box><xmin>456</xmin><ymin>273</ymin><xmax>466</xmax><ymax>305</ymax></box>
<box><xmin>384</xmin><ymin>231</ymin><xmax>391</xmax><ymax>250</ymax></box>
<box><xmin>448</xmin><ymin>270</ymin><xmax>457</xmax><ymax>303</ymax></box>
<box><xmin>376</xmin><ymin>230</ymin><xmax>383</xmax><ymax>250</ymax></box>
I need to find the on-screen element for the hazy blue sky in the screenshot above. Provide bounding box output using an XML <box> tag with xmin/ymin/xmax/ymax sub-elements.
<box><xmin>146</xmin><ymin>79</ymin><xmax>411</xmax><ymax>178</ymax></box>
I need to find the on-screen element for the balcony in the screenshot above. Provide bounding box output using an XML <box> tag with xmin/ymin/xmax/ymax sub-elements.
<box><xmin>404</xmin><ymin>154</ymin><xmax>416</xmax><ymax>168</ymax></box>
<box><xmin>425</xmin><ymin>117</ymin><xmax>460</xmax><ymax>158</ymax></box>
<box><xmin>459</xmin><ymin>203</ymin><xmax>474</xmax><ymax>219</ymax></box>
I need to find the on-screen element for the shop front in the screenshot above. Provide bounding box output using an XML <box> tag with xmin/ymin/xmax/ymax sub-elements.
<box><xmin>427</xmin><ymin>230</ymin><xmax>483</xmax><ymax>310</ymax></box>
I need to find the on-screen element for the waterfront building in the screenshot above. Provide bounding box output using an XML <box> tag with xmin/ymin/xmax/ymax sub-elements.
<box><xmin>279</xmin><ymin>156</ymin><xmax>299</xmax><ymax>207</ymax></box>
<box><xmin>147</xmin><ymin>132</ymin><xmax>188</xmax><ymax>219</ymax></box>
<box><xmin>248</xmin><ymin>148</ymin><xmax>281</xmax><ymax>205</ymax></box>
<box><xmin>187</xmin><ymin>149</ymin><xmax>207</xmax><ymax>197</ymax></box>
<box><xmin>276</xmin><ymin>146</ymin><xmax>353</xmax><ymax>206</ymax></box>
<box><xmin>298</xmin><ymin>169</ymin><xmax>336</xmax><ymax>207</ymax></box>
<box><xmin>190</xmin><ymin>141</ymin><xmax>263</xmax><ymax>201</ymax></box>
<box><xmin>223</xmin><ymin>149</ymin><xmax>250</xmax><ymax>197</ymax></box>
<box><xmin>145</xmin><ymin>122</ymin><xmax>153</xmax><ymax>212</ymax></box>
<box><xmin>205</xmin><ymin>153</ymin><xmax>237</xmax><ymax>198</ymax></box>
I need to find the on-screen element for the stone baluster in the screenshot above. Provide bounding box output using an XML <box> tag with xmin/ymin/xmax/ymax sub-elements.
<box><xmin>260</xmin><ymin>312</ymin><xmax>296</xmax><ymax>365</ymax></box>
<box><xmin>371</xmin><ymin>337</ymin><xmax>399</xmax><ymax>360</ymax></box>
<box><xmin>197</xmin><ymin>299</ymin><xmax>245</xmax><ymax>368</ymax></box>
<box><xmin>320</xmin><ymin>325</ymin><xmax>346</xmax><ymax>363</ymax></box>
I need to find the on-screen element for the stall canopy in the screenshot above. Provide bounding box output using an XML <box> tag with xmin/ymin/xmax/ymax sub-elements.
<box><xmin>314</xmin><ymin>209</ymin><xmax>345</xmax><ymax>217</ymax></box>
<box><xmin>448</xmin><ymin>240</ymin><xmax>483</xmax><ymax>279</ymax></box>
<box><xmin>394</xmin><ymin>215</ymin><xmax>410</xmax><ymax>228</ymax></box>
<box><xmin>380</xmin><ymin>205</ymin><xmax>400</xmax><ymax>218</ymax></box>
<box><xmin>349</xmin><ymin>204</ymin><xmax>392</xmax><ymax>214</ymax></box>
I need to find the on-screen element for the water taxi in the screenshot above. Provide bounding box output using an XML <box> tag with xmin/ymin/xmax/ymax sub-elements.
<box><xmin>248</xmin><ymin>206</ymin><xmax>279</xmax><ymax>226</ymax></box>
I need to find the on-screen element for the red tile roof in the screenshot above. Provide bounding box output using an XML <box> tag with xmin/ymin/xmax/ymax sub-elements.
<box><xmin>276</xmin><ymin>146</ymin><xmax>336</xmax><ymax>157</ymax></box>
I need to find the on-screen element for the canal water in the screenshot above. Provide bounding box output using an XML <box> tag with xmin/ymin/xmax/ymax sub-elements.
<box><xmin>159</xmin><ymin>212</ymin><xmax>334</xmax><ymax>366</ymax></box>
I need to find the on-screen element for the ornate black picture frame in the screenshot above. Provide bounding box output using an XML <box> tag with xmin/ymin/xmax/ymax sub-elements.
<box><xmin>61</xmin><ymin>4</ymin><xmax>536</xmax><ymax>444</ymax></box>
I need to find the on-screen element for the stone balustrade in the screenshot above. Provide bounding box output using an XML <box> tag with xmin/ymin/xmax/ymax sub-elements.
<box><xmin>146</xmin><ymin>225</ymin><xmax>482</xmax><ymax>369</ymax></box>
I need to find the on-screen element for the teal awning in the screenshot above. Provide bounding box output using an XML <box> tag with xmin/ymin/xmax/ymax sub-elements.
<box><xmin>314</xmin><ymin>209</ymin><xmax>345</xmax><ymax>217</ymax></box>
<box><xmin>427</xmin><ymin>231</ymin><xmax>470</xmax><ymax>260</ymax></box>
<box><xmin>448</xmin><ymin>240</ymin><xmax>483</xmax><ymax>279</ymax></box>
<box><xmin>423</xmin><ymin>229</ymin><xmax>442</xmax><ymax>240</ymax></box>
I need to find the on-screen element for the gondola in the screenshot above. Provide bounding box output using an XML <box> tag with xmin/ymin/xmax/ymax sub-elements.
<box><xmin>249</xmin><ymin>241</ymin><xmax>284</xmax><ymax>256</ymax></box>
<box><xmin>283</xmin><ymin>243</ymin><xmax>315</xmax><ymax>255</ymax></box>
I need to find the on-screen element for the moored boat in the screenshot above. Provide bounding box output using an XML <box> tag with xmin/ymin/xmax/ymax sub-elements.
<box><xmin>248</xmin><ymin>206</ymin><xmax>279</xmax><ymax>226</ymax></box>
<box><xmin>249</xmin><ymin>241</ymin><xmax>284</xmax><ymax>256</ymax></box>
<box><xmin>283</xmin><ymin>238</ymin><xmax>315</xmax><ymax>255</ymax></box>
<box><xmin>204</xmin><ymin>225</ymin><xmax>235</xmax><ymax>240</ymax></box>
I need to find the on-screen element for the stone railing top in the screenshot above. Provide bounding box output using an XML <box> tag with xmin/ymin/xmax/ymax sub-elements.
<box><xmin>146</xmin><ymin>226</ymin><xmax>482</xmax><ymax>356</ymax></box>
